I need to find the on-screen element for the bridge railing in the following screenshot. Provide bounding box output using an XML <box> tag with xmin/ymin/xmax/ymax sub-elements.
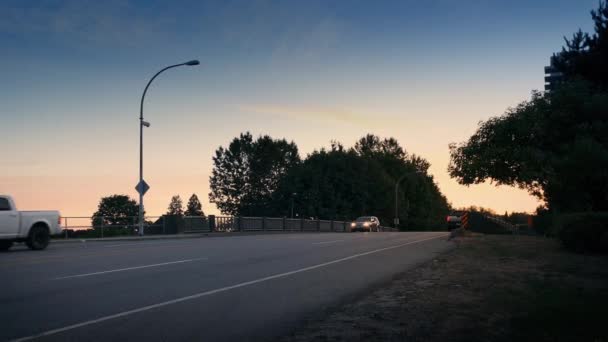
<box><xmin>57</xmin><ymin>215</ymin><xmax>399</xmax><ymax>239</ymax></box>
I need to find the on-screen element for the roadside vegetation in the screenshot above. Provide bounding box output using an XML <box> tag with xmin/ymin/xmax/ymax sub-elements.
<box><xmin>209</xmin><ymin>133</ymin><xmax>450</xmax><ymax>230</ymax></box>
<box><xmin>449</xmin><ymin>2</ymin><xmax>608</xmax><ymax>253</ymax></box>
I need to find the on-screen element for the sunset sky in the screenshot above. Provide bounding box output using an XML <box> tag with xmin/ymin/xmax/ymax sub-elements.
<box><xmin>0</xmin><ymin>0</ymin><xmax>597</xmax><ymax>219</ymax></box>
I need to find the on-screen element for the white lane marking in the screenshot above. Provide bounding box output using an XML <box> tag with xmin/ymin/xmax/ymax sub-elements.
<box><xmin>312</xmin><ymin>239</ymin><xmax>345</xmax><ymax>245</ymax></box>
<box><xmin>103</xmin><ymin>241</ymin><xmax>189</xmax><ymax>248</ymax></box>
<box><xmin>15</xmin><ymin>233</ymin><xmax>447</xmax><ymax>342</ymax></box>
<box><xmin>53</xmin><ymin>258</ymin><xmax>208</xmax><ymax>280</ymax></box>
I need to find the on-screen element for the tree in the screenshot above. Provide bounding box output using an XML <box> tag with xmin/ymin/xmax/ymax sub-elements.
<box><xmin>184</xmin><ymin>194</ymin><xmax>205</xmax><ymax>217</ymax></box>
<box><xmin>552</xmin><ymin>1</ymin><xmax>608</xmax><ymax>88</ymax></box>
<box><xmin>209</xmin><ymin>132</ymin><xmax>300</xmax><ymax>216</ymax></box>
<box><xmin>271</xmin><ymin>135</ymin><xmax>450</xmax><ymax>229</ymax></box>
<box><xmin>353</xmin><ymin>134</ymin><xmax>407</xmax><ymax>161</ymax></box>
<box><xmin>450</xmin><ymin>3</ymin><xmax>608</xmax><ymax>213</ymax></box>
<box><xmin>92</xmin><ymin>195</ymin><xmax>140</xmax><ymax>227</ymax></box>
<box><xmin>449</xmin><ymin>82</ymin><xmax>608</xmax><ymax>212</ymax></box>
<box><xmin>166</xmin><ymin>195</ymin><xmax>184</xmax><ymax>217</ymax></box>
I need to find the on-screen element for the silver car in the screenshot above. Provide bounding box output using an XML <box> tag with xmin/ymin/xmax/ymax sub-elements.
<box><xmin>350</xmin><ymin>216</ymin><xmax>381</xmax><ymax>232</ymax></box>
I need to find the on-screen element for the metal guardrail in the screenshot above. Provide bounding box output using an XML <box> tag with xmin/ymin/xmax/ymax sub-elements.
<box><xmin>483</xmin><ymin>215</ymin><xmax>518</xmax><ymax>233</ymax></box>
<box><xmin>58</xmin><ymin>215</ymin><xmax>398</xmax><ymax>239</ymax></box>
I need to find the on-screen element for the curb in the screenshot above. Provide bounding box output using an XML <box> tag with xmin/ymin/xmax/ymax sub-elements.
<box><xmin>50</xmin><ymin>230</ymin><xmax>352</xmax><ymax>244</ymax></box>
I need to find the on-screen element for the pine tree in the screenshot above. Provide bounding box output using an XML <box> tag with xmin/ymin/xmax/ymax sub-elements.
<box><xmin>185</xmin><ymin>194</ymin><xmax>205</xmax><ymax>217</ymax></box>
<box><xmin>166</xmin><ymin>195</ymin><xmax>184</xmax><ymax>217</ymax></box>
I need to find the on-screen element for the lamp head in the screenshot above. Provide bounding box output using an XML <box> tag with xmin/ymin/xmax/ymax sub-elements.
<box><xmin>184</xmin><ymin>60</ymin><xmax>200</xmax><ymax>66</ymax></box>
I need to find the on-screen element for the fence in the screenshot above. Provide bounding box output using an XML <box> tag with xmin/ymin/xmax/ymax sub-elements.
<box><xmin>58</xmin><ymin>215</ymin><xmax>398</xmax><ymax>239</ymax></box>
<box><xmin>483</xmin><ymin>215</ymin><xmax>518</xmax><ymax>233</ymax></box>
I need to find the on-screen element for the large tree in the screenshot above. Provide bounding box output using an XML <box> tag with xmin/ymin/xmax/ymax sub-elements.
<box><xmin>449</xmin><ymin>82</ymin><xmax>608</xmax><ymax>212</ymax></box>
<box><xmin>184</xmin><ymin>194</ymin><xmax>205</xmax><ymax>217</ymax></box>
<box><xmin>209</xmin><ymin>132</ymin><xmax>300</xmax><ymax>216</ymax></box>
<box><xmin>449</xmin><ymin>2</ymin><xmax>608</xmax><ymax>212</ymax></box>
<box><xmin>271</xmin><ymin>135</ymin><xmax>450</xmax><ymax>229</ymax></box>
<box><xmin>92</xmin><ymin>195</ymin><xmax>140</xmax><ymax>227</ymax></box>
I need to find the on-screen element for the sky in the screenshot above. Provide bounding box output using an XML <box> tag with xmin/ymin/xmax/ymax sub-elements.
<box><xmin>0</xmin><ymin>0</ymin><xmax>598</xmax><ymax>220</ymax></box>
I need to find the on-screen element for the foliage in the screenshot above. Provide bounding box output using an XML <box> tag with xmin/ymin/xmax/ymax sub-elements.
<box><xmin>449</xmin><ymin>81</ymin><xmax>608</xmax><ymax>212</ymax></box>
<box><xmin>552</xmin><ymin>1</ymin><xmax>608</xmax><ymax>89</ymax></box>
<box><xmin>208</xmin><ymin>132</ymin><xmax>448</xmax><ymax>229</ymax></box>
<box><xmin>456</xmin><ymin>205</ymin><xmax>497</xmax><ymax>216</ymax></box>
<box><xmin>532</xmin><ymin>207</ymin><xmax>556</xmax><ymax>236</ymax></box>
<box><xmin>184</xmin><ymin>194</ymin><xmax>205</xmax><ymax>217</ymax></box>
<box><xmin>91</xmin><ymin>195</ymin><xmax>140</xmax><ymax>227</ymax></box>
<box><xmin>558</xmin><ymin>212</ymin><xmax>608</xmax><ymax>253</ymax></box>
<box><xmin>209</xmin><ymin>132</ymin><xmax>300</xmax><ymax>216</ymax></box>
<box><xmin>449</xmin><ymin>2</ymin><xmax>608</xmax><ymax>213</ymax></box>
<box><xmin>271</xmin><ymin>135</ymin><xmax>450</xmax><ymax>229</ymax></box>
<box><xmin>166</xmin><ymin>195</ymin><xmax>184</xmax><ymax>217</ymax></box>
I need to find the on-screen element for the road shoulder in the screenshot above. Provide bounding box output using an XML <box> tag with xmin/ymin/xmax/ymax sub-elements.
<box><xmin>280</xmin><ymin>234</ymin><xmax>608</xmax><ymax>342</ymax></box>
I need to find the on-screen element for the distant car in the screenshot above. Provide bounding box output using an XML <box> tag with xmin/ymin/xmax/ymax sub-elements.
<box><xmin>0</xmin><ymin>195</ymin><xmax>62</xmax><ymax>251</ymax></box>
<box><xmin>350</xmin><ymin>216</ymin><xmax>381</xmax><ymax>232</ymax></box>
<box><xmin>446</xmin><ymin>211</ymin><xmax>465</xmax><ymax>231</ymax></box>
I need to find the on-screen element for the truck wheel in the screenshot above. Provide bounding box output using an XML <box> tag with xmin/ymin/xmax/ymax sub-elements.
<box><xmin>26</xmin><ymin>224</ymin><xmax>50</xmax><ymax>250</ymax></box>
<box><xmin>0</xmin><ymin>240</ymin><xmax>13</xmax><ymax>252</ymax></box>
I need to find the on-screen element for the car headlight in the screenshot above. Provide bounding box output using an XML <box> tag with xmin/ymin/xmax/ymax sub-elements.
<box><xmin>363</xmin><ymin>222</ymin><xmax>370</xmax><ymax>227</ymax></box>
<box><xmin>350</xmin><ymin>222</ymin><xmax>356</xmax><ymax>227</ymax></box>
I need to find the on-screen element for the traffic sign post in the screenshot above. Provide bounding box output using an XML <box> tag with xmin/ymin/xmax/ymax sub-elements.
<box><xmin>135</xmin><ymin>180</ymin><xmax>149</xmax><ymax>236</ymax></box>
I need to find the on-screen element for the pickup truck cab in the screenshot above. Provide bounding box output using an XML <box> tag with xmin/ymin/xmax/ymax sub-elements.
<box><xmin>0</xmin><ymin>195</ymin><xmax>62</xmax><ymax>251</ymax></box>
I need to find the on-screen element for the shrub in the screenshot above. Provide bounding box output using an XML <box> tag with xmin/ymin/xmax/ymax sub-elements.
<box><xmin>532</xmin><ymin>209</ymin><xmax>556</xmax><ymax>236</ymax></box>
<box><xmin>558</xmin><ymin>212</ymin><xmax>608</xmax><ymax>253</ymax></box>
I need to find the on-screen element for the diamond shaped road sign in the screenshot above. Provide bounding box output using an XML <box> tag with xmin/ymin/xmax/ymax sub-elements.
<box><xmin>135</xmin><ymin>180</ymin><xmax>150</xmax><ymax>196</ymax></box>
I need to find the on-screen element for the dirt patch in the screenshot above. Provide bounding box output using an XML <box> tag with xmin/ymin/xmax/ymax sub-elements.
<box><xmin>280</xmin><ymin>235</ymin><xmax>608</xmax><ymax>342</ymax></box>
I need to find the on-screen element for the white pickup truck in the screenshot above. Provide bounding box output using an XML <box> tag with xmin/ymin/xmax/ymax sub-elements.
<box><xmin>0</xmin><ymin>195</ymin><xmax>62</xmax><ymax>251</ymax></box>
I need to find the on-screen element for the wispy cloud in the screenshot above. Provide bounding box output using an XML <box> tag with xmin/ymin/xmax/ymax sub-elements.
<box><xmin>211</xmin><ymin>0</ymin><xmax>346</xmax><ymax>63</ymax></box>
<box><xmin>0</xmin><ymin>0</ymin><xmax>176</xmax><ymax>47</ymax></box>
<box><xmin>238</xmin><ymin>104</ymin><xmax>378</xmax><ymax>126</ymax></box>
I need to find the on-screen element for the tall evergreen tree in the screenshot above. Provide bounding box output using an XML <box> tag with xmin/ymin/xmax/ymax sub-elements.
<box><xmin>552</xmin><ymin>1</ymin><xmax>608</xmax><ymax>88</ymax></box>
<box><xmin>184</xmin><ymin>194</ymin><xmax>205</xmax><ymax>217</ymax></box>
<box><xmin>166</xmin><ymin>195</ymin><xmax>184</xmax><ymax>217</ymax></box>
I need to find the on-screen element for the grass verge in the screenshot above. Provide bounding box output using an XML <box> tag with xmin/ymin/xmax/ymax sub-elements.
<box><xmin>281</xmin><ymin>235</ymin><xmax>608</xmax><ymax>342</ymax></box>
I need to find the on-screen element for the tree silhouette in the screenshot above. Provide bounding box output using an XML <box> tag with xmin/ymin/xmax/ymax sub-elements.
<box><xmin>92</xmin><ymin>195</ymin><xmax>140</xmax><ymax>227</ymax></box>
<box><xmin>450</xmin><ymin>2</ymin><xmax>608</xmax><ymax>212</ymax></box>
<box><xmin>552</xmin><ymin>1</ymin><xmax>608</xmax><ymax>88</ymax></box>
<box><xmin>209</xmin><ymin>132</ymin><xmax>300</xmax><ymax>216</ymax></box>
<box><xmin>185</xmin><ymin>194</ymin><xmax>205</xmax><ymax>217</ymax></box>
<box><xmin>166</xmin><ymin>195</ymin><xmax>184</xmax><ymax>217</ymax></box>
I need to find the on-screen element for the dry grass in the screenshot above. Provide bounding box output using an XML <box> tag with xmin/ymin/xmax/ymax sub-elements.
<box><xmin>281</xmin><ymin>235</ymin><xmax>608</xmax><ymax>342</ymax></box>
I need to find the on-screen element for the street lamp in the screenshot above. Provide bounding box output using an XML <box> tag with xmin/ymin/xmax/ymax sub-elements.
<box><xmin>290</xmin><ymin>193</ymin><xmax>297</xmax><ymax>219</ymax></box>
<box><xmin>137</xmin><ymin>60</ymin><xmax>199</xmax><ymax>236</ymax></box>
<box><xmin>394</xmin><ymin>171</ymin><xmax>422</xmax><ymax>230</ymax></box>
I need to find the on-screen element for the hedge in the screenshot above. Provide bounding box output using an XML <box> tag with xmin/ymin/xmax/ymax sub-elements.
<box><xmin>557</xmin><ymin>212</ymin><xmax>608</xmax><ymax>253</ymax></box>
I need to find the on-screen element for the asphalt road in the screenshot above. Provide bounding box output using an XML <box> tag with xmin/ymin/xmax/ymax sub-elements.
<box><xmin>0</xmin><ymin>232</ymin><xmax>451</xmax><ymax>342</ymax></box>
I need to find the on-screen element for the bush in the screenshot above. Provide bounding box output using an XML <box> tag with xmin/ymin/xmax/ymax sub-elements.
<box><xmin>532</xmin><ymin>209</ymin><xmax>556</xmax><ymax>236</ymax></box>
<box><xmin>558</xmin><ymin>212</ymin><xmax>608</xmax><ymax>253</ymax></box>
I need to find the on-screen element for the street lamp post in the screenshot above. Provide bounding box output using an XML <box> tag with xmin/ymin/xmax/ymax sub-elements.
<box><xmin>394</xmin><ymin>171</ymin><xmax>421</xmax><ymax>230</ymax></box>
<box><xmin>138</xmin><ymin>60</ymin><xmax>199</xmax><ymax>236</ymax></box>
<box><xmin>290</xmin><ymin>193</ymin><xmax>297</xmax><ymax>219</ymax></box>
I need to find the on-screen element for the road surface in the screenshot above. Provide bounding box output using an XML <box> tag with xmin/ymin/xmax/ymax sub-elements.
<box><xmin>0</xmin><ymin>232</ymin><xmax>451</xmax><ymax>341</ymax></box>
